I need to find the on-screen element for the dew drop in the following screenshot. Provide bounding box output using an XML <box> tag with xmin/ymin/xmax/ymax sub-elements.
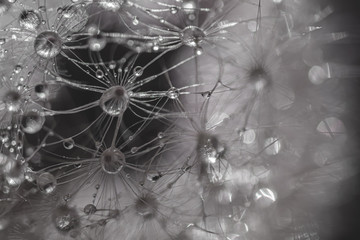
<box><xmin>63</xmin><ymin>138</ymin><xmax>75</xmax><ymax>150</ymax></box>
<box><xmin>34</xmin><ymin>83</ymin><xmax>49</xmax><ymax>99</ymax></box>
<box><xmin>264</xmin><ymin>137</ymin><xmax>281</xmax><ymax>155</ymax></box>
<box><xmin>3</xmin><ymin>90</ymin><xmax>22</xmax><ymax>112</ymax></box>
<box><xmin>19</xmin><ymin>10</ymin><xmax>41</xmax><ymax>30</ymax></box>
<box><xmin>170</xmin><ymin>7</ymin><xmax>178</xmax><ymax>14</ymax></box>
<box><xmin>34</xmin><ymin>31</ymin><xmax>62</xmax><ymax>59</ymax></box>
<box><xmin>132</xmin><ymin>16</ymin><xmax>139</xmax><ymax>25</ymax></box>
<box><xmin>166</xmin><ymin>87</ymin><xmax>180</xmax><ymax>99</ymax></box>
<box><xmin>96</xmin><ymin>69</ymin><xmax>104</xmax><ymax>79</ymax></box>
<box><xmin>181</xmin><ymin>26</ymin><xmax>205</xmax><ymax>48</ymax></box>
<box><xmin>14</xmin><ymin>64</ymin><xmax>22</xmax><ymax>74</ymax></box>
<box><xmin>37</xmin><ymin>172</ymin><xmax>57</xmax><ymax>194</ymax></box>
<box><xmin>133</xmin><ymin>66</ymin><xmax>143</xmax><ymax>77</ymax></box>
<box><xmin>130</xmin><ymin>147</ymin><xmax>138</xmax><ymax>154</ymax></box>
<box><xmin>52</xmin><ymin>206</ymin><xmax>79</xmax><ymax>232</ymax></box>
<box><xmin>21</xmin><ymin>108</ymin><xmax>45</xmax><ymax>134</ymax></box>
<box><xmin>100</xmin><ymin>148</ymin><xmax>125</xmax><ymax>174</ymax></box>
<box><xmin>316</xmin><ymin>117</ymin><xmax>346</xmax><ymax>139</ymax></box>
<box><xmin>146</xmin><ymin>171</ymin><xmax>162</xmax><ymax>182</ymax></box>
<box><xmin>89</xmin><ymin>36</ymin><xmax>106</xmax><ymax>51</ymax></box>
<box><xmin>308</xmin><ymin>65</ymin><xmax>328</xmax><ymax>85</ymax></box>
<box><xmin>99</xmin><ymin>86</ymin><xmax>129</xmax><ymax>116</ymax></box>
<box><xmin>83</xmin><ymin>204</ymin><xmax>97</xmax><ymax>215</ymax></box>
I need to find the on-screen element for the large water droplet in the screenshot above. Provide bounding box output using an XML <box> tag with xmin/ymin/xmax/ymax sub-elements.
<box><xmin>100</xmin><ymin>148</ymin><xmax>125</xmax><ymax>174</ymax></box>
<box><xmin>83</xmin><ymin>204</ymin><xmax>97</xmax><ymax>215</ymax></box>
<box><xmin>34</xmin><ymin>31</ymin><xmax>62</xmax><ymax>59</ymax></box>
<box><xmin>37</xmin><ymin>172</ymin><xmax>57</xmax><ymax>194</ymax></box>
<box><xmin>63</xmin><ymin>138</ymin><xmax>74</xmax><ymax>150</ymax></box>
<box><xmin>181</xmin><ymin>26</ymin><xmax>205</xmax><ymax>48</ymax></box>
<box><xmin>99</xmin><ymin>86</ymin><xmax>129</xmax><ymax>116</ymax></box>
<box><xmin>21</xmin><ymin>108</ymin><xmax>45</xmax><ymax>134</ymax></box>
<box><xmin>19</xmin><ymin>10</ymin><xmax>41</xmax><ymax>30</ymax></box>
<box><xmin>34</xmin><ymin>83</ymin><xmax>49</xmax><ymax>99</ymax></box>
<box><xmin>52</xmin><ymin>205</ymin><xmax>79</xmax><ymax>232</ymax></box>
<box><xmin>3</xmin><ymin>90</ymin><xmax>22</xmax><ymax>112</ymax></box>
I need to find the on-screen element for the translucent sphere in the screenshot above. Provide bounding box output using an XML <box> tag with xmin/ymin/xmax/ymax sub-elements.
<box><xmin>83</xmin><ymin>204</ymin><xmax>97</xmax><ymax>215</ymax></box>
<box><xmin>89</xmin><ymin>35</ymin><xmax>107</xmax><ymax>51</ymax></box>
<box><xmin>19</xmin><ymin>10</ymin><xmax>41</xmax><ymax>30</ymax></box>
<box><xmin>21</xmin><ymin>109</ymin><xmax>45</xmax><ymax>134</ymax></box>
<box><xmin>181</xmin><ymin>26</ymin><xmax>205</xmax><ymax>47</ymax></box>
<box><xmin>37</xmin><ymin>172</ymin><xmax>57</xmax><ymax>194</ymax></box>
<box><xmin>52</xmin><ymin>206</ymin><xmax>79</xmax><ymax>232</ymax></box>
<box><xmin>34</xmin><ymin>31</ymin><xmax>62</xmax><ymax>59</ymax></box>
<box><xmin>99</xmin><ymin>86</ymin><xmax>129</xmax><ymax>116</ymax></box>
<box><xmin>34</xmin><ymin>83</ymin><xmax>49</xmax><ymax>99</ymax></box>
<box><xmin>100</xmin><ymin>148</ymin><xmax>125</xmax><ymax>174</ymax></box>
<box><xmin>166</xmin><ymin>87</ymin><xmax>180</xmax><ymax>99</ymax></box>
<box><xmin>3</xmin><ymin>90</ymin><xmax>22</xmax><ymax>112</ymax></box>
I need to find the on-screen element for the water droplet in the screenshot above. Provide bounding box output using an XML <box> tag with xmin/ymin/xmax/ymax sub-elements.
<box><xmin>63</xmin><ymin>138</ymin><xmax>75</xmax><ymax>150</ymax></box>
<box><xmin>21</xmin><ymin>109</ymin><xmax>45</xmax><ymax>134</ymax></box>
<box><xmin>240</xmin><ymin>129</ymin><xmax>256</xmax><ymax>145</ymax></box>
<box><xmin>52</xmin><ymin>206</ymin><xmax>79</xmax><ymax>232</ymax></box>
<box><xmin>146</xmin><ymin>171</ymin><xmax>162</xmax><ymax>182</ymax></box>
<box><xmin>181</xmin><ymin>26</ymin><xmax>205</xmax><ymax>48</ymax></box>
<box><xmin>170</xmin><ymin>7</ymin><xmax>178</xmax><ymax>14</ymax></box>
<box><xmin>34</xmin><ymin>83</ymin><xmax>49</xmax><ymax>99</ymax></box>
<box><xmin>132</xmin><ymin>16</ymin><xmax>139</xmax><ymax>25</ymax></box>
<box><xmin>3</xmin><ymin>90</ymin><xmax>22</xmax><ymax>112</ymax></box>
<box><xmin>96</xmin><ymin>69</ymin><xmax>104</xmax><ymax>79</ymax></box>
<box><xmin>89</xmin><ymin>36</ymin><xmax>106</xmax><ymax>51</ymax></box>
<box><xmin>109</xmin><ymin>60</ymin><xmax>116</xmax><ymax>69</ymax></box>
<box><xmin>133</xmin><ymin>66</ymin><xmax>143</xmax><ymax>77</ymax></box>
<box><xmin>166</xmin><ymin>87</ymin><xmax>180</xmax><ymax>99</ymax></box>
<box><xmin>37</xmin><ymin>172</ymin><xmax>57</xmax><ymax>194</ymax></box>
<box><xmin>14</xmin><ymin>65</ymin><xmax>22</xmax><ymax>74</ymax></box>
<box><xmin>83</xmin><ymin>204</ymin><xmax>97</xmax><ymax>215</ymax></box>
<box><xmin>264</xmin><ymin>137</ymin><xmax>281</xmax><ymax>155</ymax></box>
<box><xmin>19</xmin><ymin>10</ymin><xmax>41</xmax><ymax>30</ymax></box>
<box><xmin>100</xmin><ymin>148</ymin><xmax>125</xmax><ymax>174</ymax></box>
<box><xmin>0</xmin><ymin>38</ymin><xmax>5</xmax><ymax>45</ymax></box>
<box><xmin>34</xmin><ymin>31</ymin><xmax>62</xmax><ymax>59</ymax></box>
<box><xmin>317</xmin><ymin>117</ymin><xmax>346</xmax><ymax>139</ymax></box>
<box><xmin>99</xmin><ymin>86</ymin><xmax>129</xmax><ymax>116</ymax></box>
<box><xmin>308</xmin><ymin>65</ymin><xmax>328</xmax><ymax>85</ymax></box>
<box><xmin>130</xmin><ymin>147</ymin><xmax>138</xmax><ymax>154</ymax></box>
